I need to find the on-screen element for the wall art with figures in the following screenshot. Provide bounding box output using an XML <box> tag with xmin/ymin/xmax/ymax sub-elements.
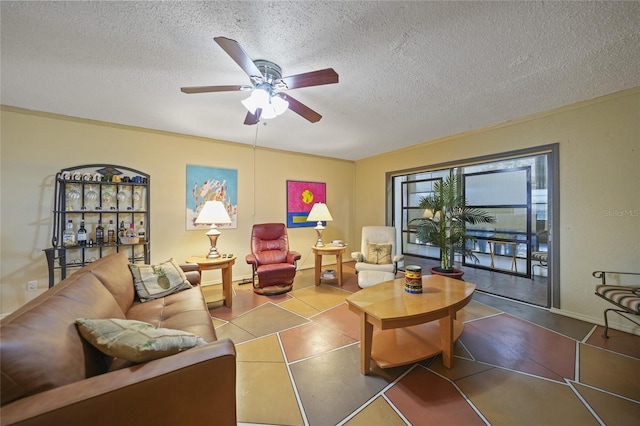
<box><xmin>186</xmin><ymin>164</ymin><xmax>238</xmax><ymax>230</ymax></box>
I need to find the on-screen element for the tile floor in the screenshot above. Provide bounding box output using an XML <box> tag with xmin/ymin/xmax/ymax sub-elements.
<box><xmin>207</xmin><ymin>262</ymin><xmax>640</xmax><ymax>426</ymax></box>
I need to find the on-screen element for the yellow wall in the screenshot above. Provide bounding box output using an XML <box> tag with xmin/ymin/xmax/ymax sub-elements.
<box><xmin>2</xmin><ymin>87</ymin><xmax>639</xmax><ymax>334</ymax></box>
<box><xmin>0</xmin><ymin>108</ymin><xmax>355</xmax><ymax>314</ymax></box>
<box><xmin>354</xmin><ymin>87</ymin><xmax>640</xmax><ymax>332</ymax></box>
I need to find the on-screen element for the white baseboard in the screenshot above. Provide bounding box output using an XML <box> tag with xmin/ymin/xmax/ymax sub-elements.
<box><xmin>551</xmin><ymin>307</ymin><xmax>640</xmax><ymax>336</ymax></box>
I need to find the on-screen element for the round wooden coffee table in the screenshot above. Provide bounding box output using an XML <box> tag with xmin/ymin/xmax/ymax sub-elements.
<box><xmin>346</xmin><ymin>275</ymin><xmax>475</xmax><ymax>374</ymax></box>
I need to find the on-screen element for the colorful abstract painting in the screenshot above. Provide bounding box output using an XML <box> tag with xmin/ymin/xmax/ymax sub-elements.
<box><xmin>186</xmin><ymin>165</ymin><xmax>238</xmax><ymax>230</ymax></box>
<box><xmin>286</xmin><ymin>180</ymin><xmax>326</xmax><ymax>228</ymax></box>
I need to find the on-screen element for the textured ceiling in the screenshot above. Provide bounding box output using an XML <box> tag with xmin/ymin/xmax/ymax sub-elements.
<box><xmin>1</xmin><ymin>1</ymin><xmax>639</xmax><ymax>161</ymax></box>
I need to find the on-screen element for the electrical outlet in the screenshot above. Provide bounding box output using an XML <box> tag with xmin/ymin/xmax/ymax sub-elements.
<box><xmin>27</xmin><ymin>280</ymin><xmax>38</xmax><ymax>292</ymax></box>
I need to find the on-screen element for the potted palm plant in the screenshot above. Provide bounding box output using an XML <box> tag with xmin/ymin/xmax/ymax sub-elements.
<box><xmin>410</xmin><ymin>175</ymin><xmax>496</xmax><ymax>278</ymax></box>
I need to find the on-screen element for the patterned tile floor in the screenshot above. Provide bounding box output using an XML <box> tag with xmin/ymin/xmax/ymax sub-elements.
<box><xmin>207</xmin><ymin>262</ymin><xmax>640</xmax><ymax>426</ymax></box>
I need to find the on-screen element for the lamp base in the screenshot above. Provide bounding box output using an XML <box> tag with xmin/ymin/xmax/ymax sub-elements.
<box><xmin>206</xmin><ymin>248</ymin><xmax>221</xmax><ymax>259</ymax></box>
<box><xmin>314</xmin><ymin>225</ymin><xmax>325</xmax><ymax>247</ymax></box>
<box><xmin>205</xmin><ymin>231</ymin><xmax>221</xmax><ymax>258</ymax></box>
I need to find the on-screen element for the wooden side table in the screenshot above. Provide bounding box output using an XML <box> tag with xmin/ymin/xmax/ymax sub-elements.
<box><xmin>186</xmin><ymin>255</ymin><xmax>236</xmax><ymax>308</ymax></box>
<box><xmin>311</xmin><ymin>245</ymin><xmax>346</xmax><ymax>286</ymax></box>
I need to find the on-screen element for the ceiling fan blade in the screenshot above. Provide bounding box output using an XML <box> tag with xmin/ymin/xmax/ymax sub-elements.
<box><xmin>279</xmin><ymin>68</ymin><xmax>338</xmax><ymax>90</ymax></box>
<box><xmin>244</xmin><ymin>109</ymin><xmax>261</xmax><ymax>125</ymax></box>
<box><xmin>214</xmin><ymin>36</ymin><xmax>263</xmax><ymax>78</ymax></box>
<box><xmin>283</xmin><ymin>94</ymin><xmax>322</xmax><ymax>123</ymax></box>
<box><xmin>181</xmin><ymin>85</ymin><xmax>247</xmax><ymax>94</ymax></box>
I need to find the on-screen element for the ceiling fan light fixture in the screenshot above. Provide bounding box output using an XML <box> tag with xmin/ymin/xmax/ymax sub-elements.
<box><xmin>240</xmin><ymin>94</ymin><xmax>257</xmax><ymax>114</ymax></box>
<box><xmin>242</xmin><ymin>89</ymin><xmax>289</xmax><ymax>119</ymax></box>
<box><xmin>260</xmin><ymin>96</ymin><xmax>289</xmax><ymax>120</ymax></box>
<box><xmin>272</xmin><ymin>95</ymin><xmax>289</xmax><ymax>115</ymax></box>
<box><xmin>241</xmin><ymin>88</ymin><xmax>269</xmax><ymax>114</ymax></box>
<box><xmin>260</xmin><ymin>107</ymin><xmax>277</xmax><ymax>120</ymax></box>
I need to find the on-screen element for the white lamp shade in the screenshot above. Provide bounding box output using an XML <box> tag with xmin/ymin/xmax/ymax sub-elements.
<box><xmin>272</xmin><ymin>95</ymin><xmax>289</xmax><ymax>115</ymax></box>
<box><xmin>241</xmin><ymin>88</ymin><xmax>270</xmax><ymax>114</ymax></box>
<box><xmin>195</xmin><ymin>201</ymin><xmax>232</xmax><ymax>225</ymax></box>
<box><xmin>307</xmin><ymin>203</ymin><xmax>333</xmax><ymax>222</ymax></box>
<box><xmin>240</xmin><ymin>96</ymin><xmax>257</xmax><ymax>114</ymax></box>
<box><xmin>260</xmin><ymin>106</ymin><xmax>277</xmax><ymax>120</ymax></box>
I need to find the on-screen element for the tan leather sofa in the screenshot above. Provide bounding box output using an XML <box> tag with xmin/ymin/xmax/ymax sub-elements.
<box><xmin>0</xmin><ymin>253</ymin><xmax>236</xmax><ymax>426</ymax></box>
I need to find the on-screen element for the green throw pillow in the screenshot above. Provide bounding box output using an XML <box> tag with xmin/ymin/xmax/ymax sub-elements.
<box><xmin>365</xmin><ymin>243</ymin><xmax>392</xmax><ymax>265</ymax></box>
<box><xmin>129</xmin><ymin>258</ymin><xmax>192</xmax><ymax>302</ymax></box>
<box><xmin>76</xmin><ymin>318</ymin><xmax>206</xmax><ymax>363</ymax></box>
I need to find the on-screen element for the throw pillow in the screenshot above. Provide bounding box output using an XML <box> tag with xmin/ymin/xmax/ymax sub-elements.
<box><xmin>365</xmin><ymin>243</ymin><xmax>392</xmax><ymax>265</ymax></box>
<box><xmin>129</xmin><ymin>258</ymin><xmax>192</xmax><ymax>302</ymax></box>
<box><xmin>76</xmin><ymin>318</ymin><xmax>206</xmax><ymax>363</ymax></box>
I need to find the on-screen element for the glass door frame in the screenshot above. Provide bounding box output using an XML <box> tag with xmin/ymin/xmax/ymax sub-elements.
<box><xmin>461</xmin><ymin>166</ymin><xmax>532</xmax><ymax>276</ymax></box>
<box><xmin>385</xmin><ymin>144</ymin><xmax>559</xmax><ymax>309</ymax></box>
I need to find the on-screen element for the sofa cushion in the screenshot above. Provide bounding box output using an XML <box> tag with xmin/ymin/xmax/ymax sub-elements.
<box><xmin>126</xmin><ymin>286</ymin><xmax>217</xmax><ymax>343</ymax></box>
<box><xmin>365</xmin><ymin>243</ymin><xmax>392</xmax><ymax>265</ymax></box>
<box><xmin>0</xmin><ymin>272</ymin><xmax>125</xmax><ymax>405</ymax></box>
<box><xmin>129</xmin><ymin>259</ymin><xmax>193</xmax><ymax>302</ymax></box>
<box><xmin>89</xmin><ymin>253</ymin><xmax>136</xmax><ymax>313</ymax></box>
<box><xmin>76</xmin><ymin>318</ymin><xmax>206</xmax><ymax>363</ymax></box>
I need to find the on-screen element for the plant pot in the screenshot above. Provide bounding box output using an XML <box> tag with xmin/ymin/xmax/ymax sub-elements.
<box><xmin>429</xmin><ymin>266</ymin><xmax>464</xmax><ymax>280</ymax></box>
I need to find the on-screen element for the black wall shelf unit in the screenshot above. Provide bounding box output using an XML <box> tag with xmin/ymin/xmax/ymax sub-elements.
<box><xmin>44</xmin><ymin>164</ymin><xmax>150</xmax><ymax>287</ymax></box>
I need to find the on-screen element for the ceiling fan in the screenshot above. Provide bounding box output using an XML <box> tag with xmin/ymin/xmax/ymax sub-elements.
<box><xmin>181</xmin><ymin>37</ymin><xmax>339</xmax><ymax>125</ymax></box>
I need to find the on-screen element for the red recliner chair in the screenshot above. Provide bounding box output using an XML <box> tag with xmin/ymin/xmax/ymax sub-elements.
<box><xmin>245</xmin><ymin>223</ymin><xmax>301</xmax><ymax>295</ymax></box>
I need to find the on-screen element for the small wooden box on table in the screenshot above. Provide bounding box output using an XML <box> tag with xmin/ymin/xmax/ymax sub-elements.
<box><xmin>346</xmin><ymin>275</ymin><xmax>475</xmax><ymax>375</ymax></box>
<box><xmin>186</xmin><ymin>255</ymin><xmax>236</xmax><ymax>308</ymax></box>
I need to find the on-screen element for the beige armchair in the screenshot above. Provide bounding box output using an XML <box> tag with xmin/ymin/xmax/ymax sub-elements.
<box><xmin>351</xmin><ymin>226</ymin><xmax>404</xmax><ymax>275</ymax></box>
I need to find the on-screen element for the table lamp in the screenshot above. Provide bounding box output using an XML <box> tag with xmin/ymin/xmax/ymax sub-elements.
<box><xmin>195</xmin><ymin>200</ymin><xmax>232</xmax><ymax>258</ymax></box>
<box><xmin>307</xmin><ymin>202</ymin><xmax>333</xmax><ymax>247</ymax></box>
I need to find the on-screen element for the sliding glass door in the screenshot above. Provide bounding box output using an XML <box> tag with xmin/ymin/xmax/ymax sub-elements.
<box><xmin>390</xmin><ymin>146</ymin><xmax>556</xmax><ymax>307</ymax></box>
